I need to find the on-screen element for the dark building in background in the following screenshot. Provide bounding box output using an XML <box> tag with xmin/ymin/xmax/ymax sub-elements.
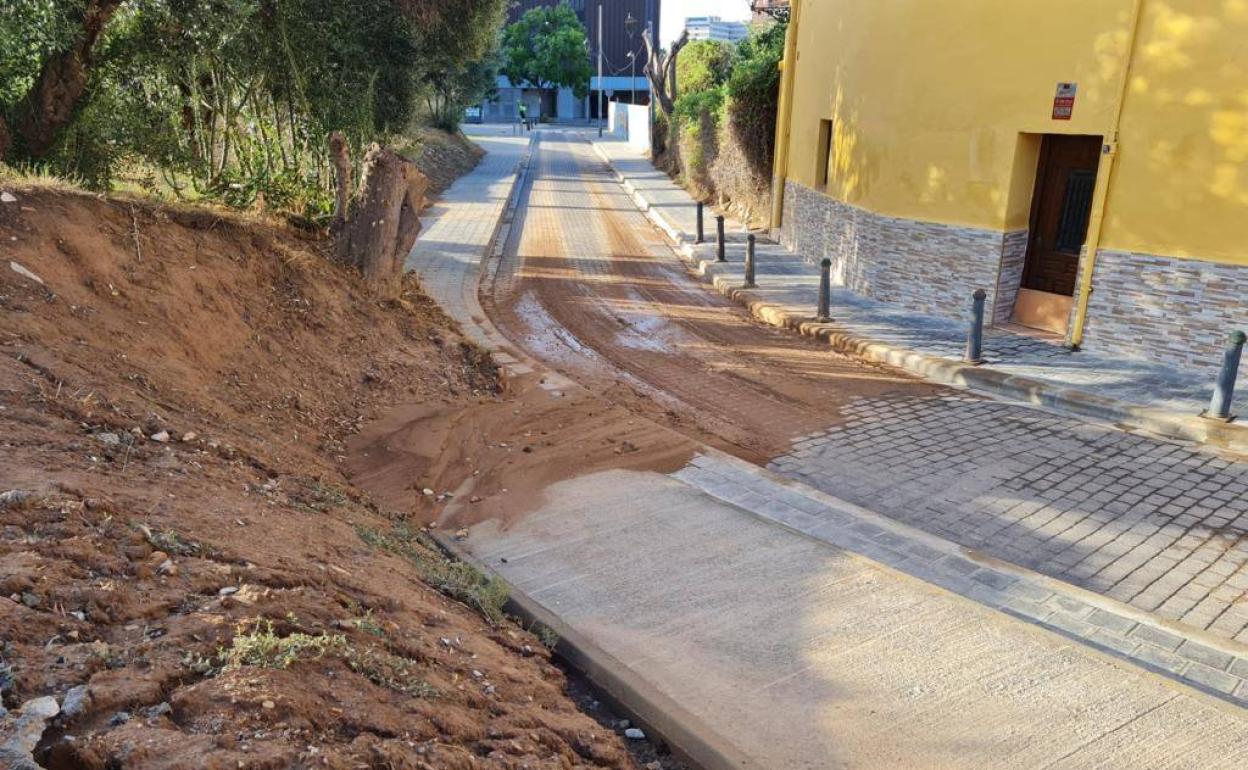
<box><xmin>487</xmin><ymin>0</ymin><xmax>660</xmax><ymax>122</ymax></box>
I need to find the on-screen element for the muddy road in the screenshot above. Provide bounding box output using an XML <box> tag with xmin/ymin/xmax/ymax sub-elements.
<box><xmin>483</xmin><ymin>131</ymin><xmax>935</xmax><ymax>464</ymax></box>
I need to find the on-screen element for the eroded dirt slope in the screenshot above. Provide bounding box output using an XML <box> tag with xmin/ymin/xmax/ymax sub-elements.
<box><xmin>0</xmin><ymin>187</ymin><xmax>641</xmax><ymax>769</ymax></box>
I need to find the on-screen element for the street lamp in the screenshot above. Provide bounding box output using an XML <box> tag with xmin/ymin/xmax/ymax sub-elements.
<box><xmin>626</xmin><ymin>52</ymin><xmax>636</xmax><ymax>104</ymax></box>
<box><xmin>625</xmin><ymin>12</ymin><xmax>639</xmax><ymax>105</ymax></box>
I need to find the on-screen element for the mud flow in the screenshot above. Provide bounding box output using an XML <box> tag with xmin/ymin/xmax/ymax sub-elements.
<box><xmin>483</xmin><ymin>132</ymin><xmax>936</xmax><ymax>464</ymax></box>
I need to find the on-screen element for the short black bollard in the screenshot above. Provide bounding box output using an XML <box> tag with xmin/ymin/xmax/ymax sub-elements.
<box><xmin>716</xmin><ymin>215</ymin><xmax>726</xmax><ymax>262</ymax></box>
<box><xmin>744</xmin><ymin>234</ymin><xmax>757</xmax><ymax>288</ymax></box>
<box><xmin>1206</xmin><ymin>330</ymin><xmax>1247</xmax><ymax>420</ymax></box>
<box><xmin>695</xmin><ymin>202</ymin><xmax>705</xmax><ymax>244</ymax></box>
<box><xmin>817</xmin><ymin>258</ymin><xmax>832</xmax><ymax>321</ymax></box>
<box><xmin>965</xmin><ymin>289</ymin><xmax>987</xmax><ymax>364</ymax></box>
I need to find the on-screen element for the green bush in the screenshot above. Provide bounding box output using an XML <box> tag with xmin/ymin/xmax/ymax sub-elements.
<box><xmin>674</xmin><ymin>87</ymin><xmax>725</xmax><ymax>127</ymax></box>
<box><xmin>676</xmin><ymin>39</ymin><xmax>733</xmax><ymax>96</ymax></box>
<box><xmin>723</xmin><ymin>21</ymin><xmax>787</xmax><ymax>177</ymax></box>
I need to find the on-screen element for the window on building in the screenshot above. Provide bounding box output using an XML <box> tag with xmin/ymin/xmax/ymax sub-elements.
<box><xmin>816</xmin><ymin>119</ymin><xmax>833</xmax><ymax>190</ymax></box>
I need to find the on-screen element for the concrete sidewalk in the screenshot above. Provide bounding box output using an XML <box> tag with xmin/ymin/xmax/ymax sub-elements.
<box><xmin>587</xmin><ymin>135</ymin><xmax>1248</xmax><ymax>453</ymax></box>
<box><xmin>458</xmin><ymin>461</ymin><xmax>1248</xmax><ymax>769</ymax></box>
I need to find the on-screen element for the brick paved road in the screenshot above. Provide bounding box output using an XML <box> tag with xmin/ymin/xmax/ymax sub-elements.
<box><xmin>487</xmin><ymin>129</ymin><xmax>1248</xmax><ymax>647</ymax></box>
<box><xmin>771</xmin><ymin>395</ymin><xmax>1248</xmax><ymax>644</ymax></box>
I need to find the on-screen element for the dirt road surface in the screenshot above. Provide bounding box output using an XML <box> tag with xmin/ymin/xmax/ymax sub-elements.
<box><xmin>484</xmin><ymin>132</ymin><xmax>939</xmax><ymax>464</ymax></box>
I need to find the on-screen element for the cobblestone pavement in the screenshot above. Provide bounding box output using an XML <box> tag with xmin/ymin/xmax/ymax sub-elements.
<box><xmin>590</xmin><ymin>135</ymin><xmax>1245</xmax><ymax>415</ymax></box>
<box><xmin>770</xmin><ymin>395</ymin><xmax>1248</xmax><ymax>644</ymax></box>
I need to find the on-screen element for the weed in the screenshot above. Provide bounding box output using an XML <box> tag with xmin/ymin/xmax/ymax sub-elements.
<box><xmin>220</xmin><ymin>618</ymin><xmax>346</xmax><ymax>670</ymax></box>
<box><xmin>532</xmin><ymin>623</ymin><xmax>560</xmax><ymax>650</ymax></box>
<box><xmin>138</xmin><ymin>524</ymin><xmax>204</xmax><ymax>557</ymax></box>
<box><xmin>299</xmin><ymin>482</ymin><xmax>350</xmax><ymax>513</ymax></box>
<box><xmin>181</xmin><ymin>650</ymin><xmax>218</xmax><ymax>676</ymax></box>
<box><xmin>344</xmin><ymin>645</ymin><xmax>438</xmax><ymax>697</ymax></box>
<box><xmin>351</xmin><ymin>610</ymin><xmax>385</xmax><ymax>637</ymax></box>
<box><xmin>218</xmin><ymin>617</ymin><xmax>436</xmax><ymax>697</ymax></box>
<box><xmin>354</xmin><ymin>524</ymin><xmax>509</xmax><ymax>625</ymax></box>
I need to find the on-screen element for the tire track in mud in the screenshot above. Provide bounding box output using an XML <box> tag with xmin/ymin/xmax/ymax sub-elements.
<box><xmin>483</xmin><ymin>131</ymin><xmax>936</xmax><ymax>461</ymax></box>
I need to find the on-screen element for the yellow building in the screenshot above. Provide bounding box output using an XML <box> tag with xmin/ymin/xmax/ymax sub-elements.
<box><xmin>772</xmin><ymin>0</ymin><xmax>1248</xmax><ymax>369</ymax></box>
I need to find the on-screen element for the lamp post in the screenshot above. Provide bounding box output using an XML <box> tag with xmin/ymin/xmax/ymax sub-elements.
<box><xmin>625</xmin><ymin>12</ymin><xmax>638</xmax><ymax>105</ymax></box>
<box><xmin>627</xmin><ymin>52</ymin><xmax>636</xmax><ymax>104</ymax></box>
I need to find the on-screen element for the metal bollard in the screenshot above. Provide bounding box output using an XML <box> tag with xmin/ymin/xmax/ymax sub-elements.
<box><xmin>817</xmin><ymin>258</ymin><xmax>832</xmax><ymax>321</ymax></box>
<box><xmin>1206</xmin><ymin>330</ymin><xmax>1247</xmax><ymax>420</ymax></box>
<box><xmin>716</xmin><ymin>215</ymin><xmax>726</xmax><ymax>261</ymax></box>
<box><xmin>965</xmin><ymin>289</ymin><xmax>987</xmax><ymax>364</ymax></box>
<box><xmin>696</xmin><ymin>202</ymin><xmax>705</xmax><ymax>244</ymax></box>
<box><xmin>744</xmin><ymin>234</ymin><xmax>757</xmax><ymax>288</ymax></box>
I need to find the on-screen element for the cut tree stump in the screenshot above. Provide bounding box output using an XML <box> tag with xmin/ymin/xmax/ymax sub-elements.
<box><xmin>333</xmin><ymin>142</ymin><xmax>429</xmax><ymax>300</ymax></box>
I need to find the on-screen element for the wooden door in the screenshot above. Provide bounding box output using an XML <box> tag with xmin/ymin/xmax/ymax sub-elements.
<box><xmin>1020</xmin><ymin>135</ymin><xmax>1102</xmax><ymax>296</ymax></box>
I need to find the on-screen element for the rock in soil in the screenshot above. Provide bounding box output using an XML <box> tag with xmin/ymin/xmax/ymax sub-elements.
<box><xmin>0</xmin><ymin>695</ymin><xmax>60</xmax><ymax>768</ymax></box>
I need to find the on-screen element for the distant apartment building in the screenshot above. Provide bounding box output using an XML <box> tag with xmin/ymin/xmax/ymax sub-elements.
<box><xmin>484</xmin><ymin>0</ymin><xmax>660</xmax><ymax>123</ymax></box>
<box><xmin>684</xmin><ymin>15</ymin><xmax>749</xmax><ymax>43</ymax></box>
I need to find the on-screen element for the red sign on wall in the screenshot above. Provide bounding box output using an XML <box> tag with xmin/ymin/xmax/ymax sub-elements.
<box><xmin>1052</xmin><ymin>82</ymin><xmax>1077</xmax><ymax>120</ymax></box>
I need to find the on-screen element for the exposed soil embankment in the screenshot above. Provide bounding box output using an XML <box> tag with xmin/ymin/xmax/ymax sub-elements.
<box><xmin>0</xmin><ymin>186</ymin><xmax>641</xmax><ymax>769</ymax></box>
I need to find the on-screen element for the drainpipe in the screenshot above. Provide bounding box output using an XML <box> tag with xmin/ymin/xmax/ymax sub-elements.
<box><xmin>1069</xmin><ymin>0</ymin><xmax>1145</xmax><ymax>348</ymax></box>
<box><xmin>769</xmin><ymin>0</ymin><xmax>802</xmax><ymax>233</ymax></box>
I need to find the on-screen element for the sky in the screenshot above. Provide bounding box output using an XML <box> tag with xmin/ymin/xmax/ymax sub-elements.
<box><xmin>661</xmin><ymin>0</ymin><xmax>753</xmax><ymax>45</ymax></box>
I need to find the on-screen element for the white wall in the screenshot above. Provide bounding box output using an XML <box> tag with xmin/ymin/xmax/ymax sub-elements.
<box><xmin>608</xmin><ymin>102</ymin><xmax>652</xmax><ymax>155</ymax></box>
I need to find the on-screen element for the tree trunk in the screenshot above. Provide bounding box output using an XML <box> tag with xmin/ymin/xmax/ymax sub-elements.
<box><xmin>328</xmin><ymin>131</ymin><xmax>352</xmax><ymax>230</ymax></box>
<box><xmin>0</xmin><ymin>116</ymin><xmax>10</xmax><ymax>162</ymax></box>
<box><xmin>642</xmin><ymin>28</ymin><xmax>688</xmax><ymax>117</ymax></box>
<box><xmin>334</xmin><ymin>144</ymin><xmax>428</xmax><ymax>300</ymax></box>
<box><xmin>14</xmin><ymin>0</ymin><xmax>124</xmax><ymax>159</ymax></box>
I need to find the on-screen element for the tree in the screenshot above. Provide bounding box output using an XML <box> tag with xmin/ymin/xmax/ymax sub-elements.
<box><xmin>419</xmin><ymin>0</ymin><xmax>506</xmax><ymax>131</ymax></box>
<box><xmin>642</xmin><ymin>27</ymin><xmax>688</xmax><ymax>117</ymax></box>
<box><xmin>501</xmin><ymin>3</ymin><xmax>591</xmax><ymax>116</ymax></box>
<box><xmin>0</xmin><ymin>0</ymin><xmax>125</xmax><ymax>161</ymax></box>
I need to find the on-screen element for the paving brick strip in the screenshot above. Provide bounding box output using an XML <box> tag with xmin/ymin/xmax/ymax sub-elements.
<box><xmin>585</xmin><ymin>135</ymin><xmax>1248</xmax><ymax>454</ymax></box>
<box><xmin>406</xmin><ymin>127</ymin><xmax>572</xmax><ymax>390</ymax></box>
<box><xmin>406</xmin><ymin>127</ymin><xmax>1248</xmax><ymax>767</ymax></box>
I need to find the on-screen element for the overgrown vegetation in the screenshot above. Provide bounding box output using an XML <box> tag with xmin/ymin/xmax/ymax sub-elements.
<box><xmin>660</xmin><ymin>20</ymin><xmax>787</xmax><ymax>225</ymax></box>
<box><xmin>356</xmin><ymin>523</ymin><xmax>509</xmax><ymax>625</ymax></box>
<box><xmin>0</xmin><ymin>0</ymin><xmax>507</xmax><ymax>217</ymax></box>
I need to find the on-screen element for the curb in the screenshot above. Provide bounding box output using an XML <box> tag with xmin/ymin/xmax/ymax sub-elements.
<box><xmin>586</xmin><ymin>138</ymin><xmax>1248</xmax><ymax>455</ymax></box>
<box><xmin>431</xmin><ymin>531</ymin><xmax>761</xmax><ymax>770</ymax></box>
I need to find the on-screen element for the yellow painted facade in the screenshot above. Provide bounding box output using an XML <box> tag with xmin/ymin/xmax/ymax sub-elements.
<box><xmin>780</xmin><ymin>0</ymin><xmax>1248</xmax><ymax>264</ymax></box>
